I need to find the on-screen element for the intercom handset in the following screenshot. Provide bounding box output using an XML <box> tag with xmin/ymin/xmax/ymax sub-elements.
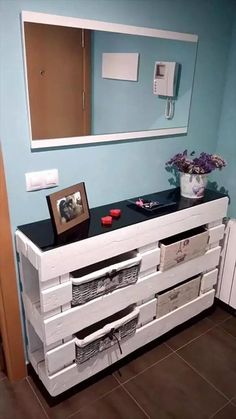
<box><xmin>153</xmin><ymin>61</ymin><xmax>180</xmax><ymax>119</ymax></box>
<box><xmin>153</xmin><ymin>61</ymin><xmax>179</xmax><ymax>97</ymax></box>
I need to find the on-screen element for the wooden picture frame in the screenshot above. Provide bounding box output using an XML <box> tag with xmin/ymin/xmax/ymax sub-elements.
<box><xmin>47</xmin><ymin>182</ymin><xmax>89</xmax><ymax>235</ymax></box>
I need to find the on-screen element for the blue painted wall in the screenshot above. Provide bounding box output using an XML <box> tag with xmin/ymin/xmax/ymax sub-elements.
<box><xmin>0</xmin><ymin>0</ymin><xmax>235</xmax><ymax>232</ymax></box>
<box><xmin>92</xmin><ymin>32</ymin><xmax>196</xmax><ymax>133</ymax></box>
<box><xmin>214</xmin><ymin>10</ymin><xmax>236</xmax><ymax>218</ymax></box>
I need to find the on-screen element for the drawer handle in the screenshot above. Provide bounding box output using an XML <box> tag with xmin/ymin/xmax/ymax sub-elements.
<box><xmin>107</xmin><ymin>328</ymin><xmax>123</xmax><ymax>355</ymax></box>
<box><xmin>108</xmin><ymin>269</ymin><xmax>118</xmax><ymax>279</ymax></box>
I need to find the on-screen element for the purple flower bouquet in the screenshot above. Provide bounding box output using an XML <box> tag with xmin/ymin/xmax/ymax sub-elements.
<box><xmin>166</xmin><ymin>150</ymin><xmax>226</xmax><ymax>198</ymax></box>
<box><xmin>166</xmin><ymin>150</ymin><xmax>226</xmax><ymax>174</ymax></box>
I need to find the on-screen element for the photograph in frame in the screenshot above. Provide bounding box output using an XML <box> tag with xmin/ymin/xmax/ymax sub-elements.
<box><xmin>46</xmin><ymin>182</ymin><xmax>90</xmax><ymax>235</ymax></box>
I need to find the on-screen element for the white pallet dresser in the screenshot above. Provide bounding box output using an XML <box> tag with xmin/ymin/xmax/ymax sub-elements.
<box><xmin>16</xmin><ymin>188</ymin><xmax>228</xmax><ymax>396</ymax></box>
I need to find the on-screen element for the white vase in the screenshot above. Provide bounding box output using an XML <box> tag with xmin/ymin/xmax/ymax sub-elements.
<box><xmin>179</xmin><ymin>172</ymin><xmax>208</xmax><ymax>199</ymax></box>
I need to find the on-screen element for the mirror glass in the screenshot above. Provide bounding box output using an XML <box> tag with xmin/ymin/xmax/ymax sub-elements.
<box><xmin>92</xmin><ymin>32</ymin><xmax>196</xmax><ymax>134</ymax></box>
<box><xmin>22</xmin><ymin>12</ymin><xmax>198</xmax><ymax>148</ymax></box>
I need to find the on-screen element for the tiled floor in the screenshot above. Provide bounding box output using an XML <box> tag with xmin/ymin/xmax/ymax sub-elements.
<box><xmin>1</xmin><ymin>305</ymin><xmax>236</xmax><ymax>419</ymax></box>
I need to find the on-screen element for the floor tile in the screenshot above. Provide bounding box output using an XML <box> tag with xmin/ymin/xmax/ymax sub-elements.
<box><xmin>70</xmin><ymin>386</ymin><xmax>148</xmax><ymax>418</ymax></box>
<box><xmin>113</xmin><ymin>341</ymin><xmax>172</xmax><ymax>383</ymax></box>
<box><xmin>219</xmin><ymin>316</ymin><xmax>236</xmax><ymax>338</ymax></box>
<box><xmin>28</xmin><ymin>370</ymin><xmax>119</xmax><ymax>419</ymax></box>
<box><xmin>178</xmin><ymin>326</ymin><xmax>236</xmax><ymax>398</ymax></box>
<box><xmin>124</xmin><ymin>353</ymin><xmax>226</xmax><ymax>419</ymax></box>
<box><xmin>207</xmin><ymin>306</ymin><xmax>232</xmax><ymax>324</ymax></box>
<box><xmin>0</xmin><ymin>378</ymin><xmax>47</xmax><ymax>419</ymax></box>
<box><xmin>166</xmin><ymin>317</ymin><xmax>214</xmax><ymax>351</ymax></box>
<box><xmin>211</xmin><ymin>402</ymin><xmax>236</xmax><ymax>418</ymax></box>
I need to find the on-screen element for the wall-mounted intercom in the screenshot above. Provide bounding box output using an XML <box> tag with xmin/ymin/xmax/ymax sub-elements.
<box><xmin>153</xmin><ymin>61</ymin><xmax>180</xmax><ymax>119</ymax></box>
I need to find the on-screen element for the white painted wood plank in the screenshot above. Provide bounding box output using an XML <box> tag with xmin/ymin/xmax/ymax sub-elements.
<box><xmin>229</xmin><ymin>261</ymin><xmax>236</xmax><ymax>309</ymax></box>
<box><xmin>208</xmin><ymin>224</ymin><xmax>225</xmax><ymax>246</ymax></box>
<box><xmin>207</xmin><ymin>220</ymin><xmax>222</xmax><ymax>229</ymax></box>
<box><xmin>28</xmin><ymin>349</ymin><xmax>44</xmax><ymax>374</ymax></box>
<box><xmin>46</xmin><ymin>340</ymin><xmax>75</xmax><ymax>375</ymax></box>
<box><xmin>216</xmin><ymin>222</ymin><xmax>229</xmax><ymax>298</ymax></box>
<box><xmin>15</xmin><ymin>232</ymin><xmax>28</xmax><ymax>257</ymax></box>
<box><xmin>20</xmin><ymin>254</ymin><xmax>39</xmax><ymax>303</ymax></box>
<box><xmin>44</xmin><ymin>307</ymin><xmax>61</xmax><ymax>319</ymax></box>
<box><xmin>22</xmin><ymin>11</ymin><xmax>198</xmax><ymax>42</ymax></box>
<box><xmin>23</xmin><ymin>294</ymin><xmax>44</xmax><ymax>341</ymax></box>
<box><xmin>31</xmin><ymin>128</ymin><xmax>188</xmax><ymax>149</ymax></box>
<box><xmin>38</xmin><ymin>290</ymin><xmax>214</xmax><ymax>395</ymax></box>
<box><xmin>138</xmin><ymin>298</ymin><xmax>156</xmax><ymax>326</ymax></box>
<box><xmin>41</xmin><ymin>282</ymin><xmax>72</xmax><ymax>313</ymax></box>
<box><xmin>35</xmin><ymin>197</ymin><xmax>228</xmax><ymax>281</ymax></box>
<box><xmin>140</xmin><ymin>248</ymin><xmax>160</xmax><ymax>272</ymax></box>
<box><xmin>200</xmin><ymin>269</ymin><xmax>218</xmax><ymax>293</ymax></box>
<box><xmin>139</xmin><ymin>267</ymin><xmax>157</xmax><ymax>279</ymax></box>
<box><xmin>16</xmin><ymin>231</ymin><xmax>42</xmax><ymax>270</ymax></box>
<box><xmin>217</xmin><ymin>220</ymin><xmax>236</xmax><ymax>304</ymax></box>
<box><xmin>44</xmin><ymin>340</ymin><xmax>64</xmax><ymax>352</ymax></box>
<box><xmin>26</xmin><ymin>320</ymin><xmax>43</xmax><ymax>353</ymax></box>
<box><xmin>60</xmin><ymin>273</ymin><xmax>70</xmax><ymax>283</ymax></box>
<box><xmin>138</xmin><ymin>242</ymin><xmax>159</xmax><ymax>253</ymax></box>
<box><xmin>141</xmin><ymin>295</ymin><xmax>156</xmax><ymax>305</ymax></box>
<box><xmin>41</xmin><ymin>278</ymin><xmax>61</xmax><ymax>289</ymax></box>
<box><xmin>43</xmin><ymin>247</ymin><xmax>220</xmax><ymax>345</ymax></box>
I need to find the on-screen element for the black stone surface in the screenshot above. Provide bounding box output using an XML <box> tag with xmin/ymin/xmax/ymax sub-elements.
<box><xmin>17</xmin><ymin>188</ymin><xmax>227</xmax><ymax>252</ymax></box>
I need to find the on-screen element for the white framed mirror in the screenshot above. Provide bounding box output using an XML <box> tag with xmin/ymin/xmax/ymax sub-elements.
<box><xmin>21</xmin><ymin>11</ymin><xmax>198</xmax><ymax>149</ymax></box>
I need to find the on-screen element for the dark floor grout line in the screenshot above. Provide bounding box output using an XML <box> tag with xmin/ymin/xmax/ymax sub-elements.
<box><xmin>66</xmin><ymin>383</ymin><xmax>121</xmax><ymax>419</ymax></box>
<box><xmin>112</xmin><ymin>350</ymin><xmax>174</xmax><ymax>386</ymax></box>
<box><xmin>121</xmin><ymin>383</ymin><xmax>151</xmax><ymax>419</ymax></box>
<box><xmin>208</xmin><ymin>313</ymin><xmax>233</xmax><ymax>326</ymax></box>
<box><xmin>229</xmin><ymin>395</ymin><xmax>236</xmax><ymax>407</ymax></box>
<box><xmin>165</xmin><ymin>322</ymin><xmax>217</xmax><ymax>353</ymax></box>
<box><xmin>205</xmin><ymin>317</ymin><xmax>219</xmax><ymax>327</ymax></box>
<box><xmin>163</xmin><ymin>342</ymin><xmax>175</xmax><ymax>352</ymax></box>
<box><xmin>174</xmin><ymin>351</ymin><xmax>230</xmax><ymax>402</ymax></box>
<box><xmin>26</xmin><ymin>376</ymin><xmax>50</xmax><ymax>419</ymax></box>
<box><xmin>113</xmin><ymin>372</ymin><xmax>122</xmax><ymax>385</ymax></box>
<box><xmin>209</xmin><ymin>400</ymin><xmax>233</xmax><ymax>418</ymax></box>
<box><xmin>215</xmin><ymin>323</ymin><xmax>236</xmax><ymax>341</ymax></box>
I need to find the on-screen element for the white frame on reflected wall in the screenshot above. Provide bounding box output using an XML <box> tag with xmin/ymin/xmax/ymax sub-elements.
<box><xmin>21</xmin><ymin>11</ymin><xmax>198</xmax><ymax>150</ymax></box>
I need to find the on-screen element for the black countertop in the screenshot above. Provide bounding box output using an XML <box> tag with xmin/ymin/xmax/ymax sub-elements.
<box><xmin>17</xmin><ymin>188</ymin><xmax>227</xmax><ymax>252</ymax></box>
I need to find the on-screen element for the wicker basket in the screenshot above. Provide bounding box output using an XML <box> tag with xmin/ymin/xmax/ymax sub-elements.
<box><xmin>75</xmin><ymin>306</ymin><xmax>139</xmax><ymax>364</ymax></box>
<box><xmin>71</xmin><ymin>251</ymin><xmax>141</xmax><ymax>306</ymax></box>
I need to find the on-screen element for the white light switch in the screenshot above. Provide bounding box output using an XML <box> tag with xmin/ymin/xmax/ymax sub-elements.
<box><xmin>30</xmin><ymin>173</ymin><xmax>42</xmax><ymax>188</ymax></box>
<box><xmin>45</xmin><ymin>169</ymin><xmax>59</xmax><ymax>187</ymax></box>
<box><xmin>25</xmin><ymin>169</ymin><xmax>59</xmax><ymax>191</ymax></box>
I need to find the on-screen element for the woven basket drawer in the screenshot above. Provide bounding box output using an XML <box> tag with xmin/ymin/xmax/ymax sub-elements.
<box><xmin>74</xmin><ymin>305</ymin><xmax>139</xmax><ymax>364</ymax></box>
<box><xmin>156</xmin><ymin>275</ymin><xmax>201</xmax><ymax>318</ymax></box>
<box><xmin>71</xmin><ymin>251</ymin><xmax>141</xmax><ymax>306</ymax></box>
<box><xmin>159</xmin><ymin>227</ymin><xmax>209</xmax><ymax>271</ymax></box>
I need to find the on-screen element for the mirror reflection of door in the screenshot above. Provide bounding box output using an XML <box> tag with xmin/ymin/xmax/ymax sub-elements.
<box><xmin>24</xmin><ymin>23</ymin><xmax>91</xmax><ymax>140</ymax></box>
<box><xmin>0</xmin><ymin>304</ymin><xmax>6</xmax><ymax>377</ymax></box>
